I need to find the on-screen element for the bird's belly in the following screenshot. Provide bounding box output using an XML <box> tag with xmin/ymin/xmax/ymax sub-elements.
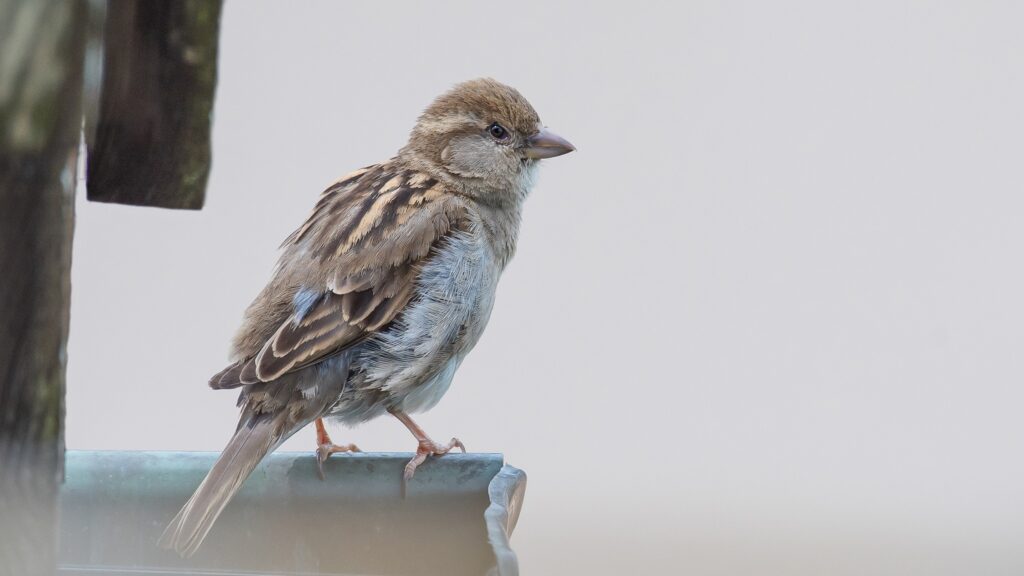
<box><xmin>330</xmin><ymin>230</ymin><xmax>500</xmax><ymax>422</ymax></box>
<box><xmin>394</xmin><ymin>354</ymin><xmax>463</xmax><ymax>414</ymax></box>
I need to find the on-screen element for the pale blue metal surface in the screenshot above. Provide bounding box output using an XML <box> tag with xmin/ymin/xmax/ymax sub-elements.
<box><xmin>484</xmin><ymin>466</ymin><xmax>528</xmax><ymax>576</ymax></box>
<box><xmin>59</xmin><ymin>451</ymin><xmax>525</xmax><ymax>576</ymax></box>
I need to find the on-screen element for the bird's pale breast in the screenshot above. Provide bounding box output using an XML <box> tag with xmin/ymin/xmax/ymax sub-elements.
<box><xmin>327</xmin><ymin>221</ymin><xmax>503</xmax><ymax>424</ymax></box>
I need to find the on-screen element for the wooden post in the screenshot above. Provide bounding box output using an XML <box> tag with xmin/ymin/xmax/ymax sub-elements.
<box><xmin>0</xmin><ymin>0</ymin><xmax>86</xmax><ymax>574</ymax></box>
<box><xmin>1</xmin><ymin>1</ymin><xmax>222</xmax><ymax>570</ymax></box>
<box><xmin>86</xmin><ymin>0</ymin><xmax>223</xmax><ymax>210</ymax></box>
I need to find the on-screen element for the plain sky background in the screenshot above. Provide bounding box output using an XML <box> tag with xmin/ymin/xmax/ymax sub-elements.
<box><xmin>68</xmin><ymin>2</ymin><xmax>1024</xmax><ymax>574</ymax></box>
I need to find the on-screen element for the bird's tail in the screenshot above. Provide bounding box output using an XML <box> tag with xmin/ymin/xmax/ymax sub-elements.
<box><xmin>157</xmin><ymin>414</ymin><xmax>285</xmax><ymax>557</ymax></box>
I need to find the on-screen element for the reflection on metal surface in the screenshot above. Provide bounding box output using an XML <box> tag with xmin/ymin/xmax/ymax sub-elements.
<box><xmin>59</xmin><ymin>451</ymin><xmax>526</xmax><ymax>576</ymax></box>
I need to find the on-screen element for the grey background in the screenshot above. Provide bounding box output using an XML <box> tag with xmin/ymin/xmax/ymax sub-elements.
<box><xmin>68</xmin><ymin>2</ymin><xmax>1024</xmax><ymax>574</ymax></box>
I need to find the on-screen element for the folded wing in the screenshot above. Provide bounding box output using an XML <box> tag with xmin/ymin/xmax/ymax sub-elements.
<box><xmin>210</xmin><ymin>166</ymin><xmax>466</xmax><ymax>389</ymax></box>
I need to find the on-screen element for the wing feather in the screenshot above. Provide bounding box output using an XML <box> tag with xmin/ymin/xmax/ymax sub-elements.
<box><xmin>210</xmin><ymin>163</ymin><xmax>466</xmax><ymax>389</ymax></box>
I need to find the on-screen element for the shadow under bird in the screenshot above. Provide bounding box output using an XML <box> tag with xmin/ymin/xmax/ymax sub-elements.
<box><xmin>158</xmin><ymin>78</ymin><xmax>575</xmax><ymax>557</ymax></box>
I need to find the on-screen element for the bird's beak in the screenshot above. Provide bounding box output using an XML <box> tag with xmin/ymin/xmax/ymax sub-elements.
<box><xmin>523</xmin><ymin>128</ymin><xmax>575</xmax><ymax>159</ymax></box>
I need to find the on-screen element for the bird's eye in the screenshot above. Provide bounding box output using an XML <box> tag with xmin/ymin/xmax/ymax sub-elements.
<box><xmin>488</xmin><ymin>123</ymin><xmax>510</xmax><ymax>141</ymax></box>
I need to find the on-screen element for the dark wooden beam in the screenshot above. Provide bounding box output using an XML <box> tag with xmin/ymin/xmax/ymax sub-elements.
<box><xmin>0</xmin><ymin>0</ymin><xmax>87</xmax><ymax>573</ymax></box>
<box><xmin>87</xmin><ymin>0</ymin><xmax>223</xmax><ymax>210</ymax></box>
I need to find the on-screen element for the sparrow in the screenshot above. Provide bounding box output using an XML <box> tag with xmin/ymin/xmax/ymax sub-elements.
<box><xmin>158</xmin><ymin>78</ymin><xmax>574</xmax><ymax>557</ymax></box>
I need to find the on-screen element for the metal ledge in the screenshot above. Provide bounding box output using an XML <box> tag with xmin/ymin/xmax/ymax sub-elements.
<box><xmin>59</xmin><ymin>451</ymin><xmax>526</xmax><ymax>576</ymax></box>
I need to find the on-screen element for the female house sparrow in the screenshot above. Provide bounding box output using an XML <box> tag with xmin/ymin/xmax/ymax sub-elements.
<box><xmin>158</xmin><ymin>78</ymin><xmax>574</xmax><ymax>557</ymax></box>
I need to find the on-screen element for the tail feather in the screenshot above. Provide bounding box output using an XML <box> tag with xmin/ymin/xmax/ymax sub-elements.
<box><xmin>157</xmin><ymin>416</ymin><xmax>283</xmax><ymax>557</ymax></box>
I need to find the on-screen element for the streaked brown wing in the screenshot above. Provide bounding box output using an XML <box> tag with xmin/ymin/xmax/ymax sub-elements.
<box><xmin>210</xmin><ymin>165</ymin><xmax>465</xmax><ymax>389</ymax></box>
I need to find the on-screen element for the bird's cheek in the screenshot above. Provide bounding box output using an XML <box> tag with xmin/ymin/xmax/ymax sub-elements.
<box><xmin>442</xmin><ymin>138</ymin><xmax>493</xmax><ymax>179</ymax></box>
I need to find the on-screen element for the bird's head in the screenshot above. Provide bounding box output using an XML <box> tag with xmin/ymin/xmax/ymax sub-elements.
<box><xmin>404</xmin><ymin>78</ymin><xmax>574</xmax><ymax>201</ymax></box>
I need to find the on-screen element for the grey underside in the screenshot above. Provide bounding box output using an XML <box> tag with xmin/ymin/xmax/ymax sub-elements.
<box><xmin>266</xmin><ymin>225</ymin><xmax>501</xmax><ymax>426</ymax></box>
<box><xmin>60</xmin><ymin>450</ymin><xmax>526</xmax><ymax>576</ymax></box>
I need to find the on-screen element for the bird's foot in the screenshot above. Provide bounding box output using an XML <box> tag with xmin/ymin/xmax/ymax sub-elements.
<box><xmin>314</xmin><ymin>418</ymin><xmax>361</xmax><ymax>480</ymax></box>
<box><xmin>404</xmin><ymin>436</ymin><xmax>466</xmax><ymax>480</ymax></box>
<box><xmin>387</xmin><ymin>408</ymin><xmax>466</xmax><ymax>481</ymax></box>
<box><xmin>316</xmin><ymin>441</ymin><xmax>362</xmax><ymax>479</ymax></box>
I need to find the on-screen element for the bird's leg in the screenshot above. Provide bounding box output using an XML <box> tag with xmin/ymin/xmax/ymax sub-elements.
<box><xmin>315</xmin><ymin>417</ymin><xmax>361</xmax><ymax>480</ymax></box>
<box><xmin>388</xmin><ymin>407</ymin><xmax>465</xmax><ymax>480</ymax></box>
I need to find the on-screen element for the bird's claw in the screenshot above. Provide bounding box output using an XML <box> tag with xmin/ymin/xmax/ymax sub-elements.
<box><xmin>403</xmin><ymin>437</ymin><xmax>466</xmax><ymax>481</ymax></box>
<box><xmin>315</xmin><ymin>441</ymin><xmax>361</xmax><ymax>480</ymax></box>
